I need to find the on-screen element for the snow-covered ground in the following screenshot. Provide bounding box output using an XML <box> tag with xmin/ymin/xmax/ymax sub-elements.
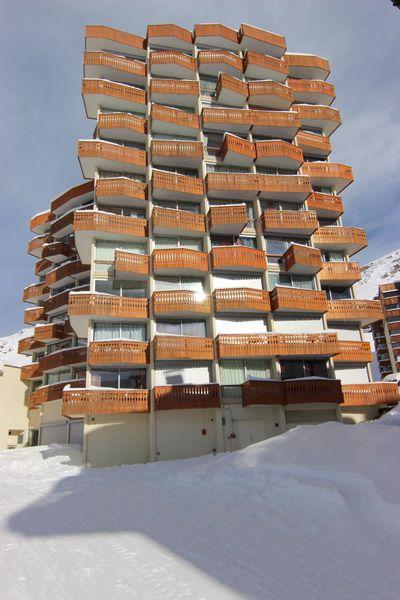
<box><xmin>0</xmin><ymin>416</ymin><xmax>399</xmax><ymax>600</ymax></box>
<box><xmin>0</xmin><ymin>328</ymin><xmax>32</xmax><ymax>371</ymax></box>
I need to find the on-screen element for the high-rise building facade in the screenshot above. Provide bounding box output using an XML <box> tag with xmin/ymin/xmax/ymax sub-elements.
<box><xmin>372</xmin><ymin>281</ymin><xmax>400</xmax><ymax>378</ymax></box>
<box><xmin>20</xmin><ymin>23</ymin><xmax>399</xmax><ymax>465</ymax></box>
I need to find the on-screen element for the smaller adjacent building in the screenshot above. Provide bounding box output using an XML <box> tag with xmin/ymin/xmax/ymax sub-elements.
<box><xmin>0</xmin><ymin>362</ymin><xmax>30</xmax><ymax>449</ymax></box>
<box><xmin>372</xmin><ymin>281</ymin><xmax>400</xmax><ymax>378</ymax></box>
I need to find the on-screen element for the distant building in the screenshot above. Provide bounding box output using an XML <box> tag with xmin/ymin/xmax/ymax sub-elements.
<box><xmin>372</xmin><ymin>282</ymin><xmax>400</xmax><ymax>378</ymax></box>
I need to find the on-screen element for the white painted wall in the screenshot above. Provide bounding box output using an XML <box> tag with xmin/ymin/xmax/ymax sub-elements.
<box><xmin>156</xmin><ymin>409</ymin><xmax>217</xmax><ymax>460</ymax></box>
<box><xmin>334</xmin><ymin>364</ymin><xmax>370</xmax><ymax>384</ymax></box>
<box><xmin>330</xmin><ymin>324</ymin><xmax>362</xmax><ymax>341</ymax></box>
<box><xmin>213</xmin><ymin>274</ymin><xmax>263</xmax><ymax>289</ymax></box>
<box><xmin>273</xmin><ymin>316</ymin><xmax>324</xmax><ymax>333</ymax></box>
<box><xmin>215</xmin><ymin>317</ymin><xmax>268</xmax><ymax>335</ymax></box>
<box><xmin>154</xmin><ymin>363</ymin><xmax>212</xmax><ymax>386</ymax></box>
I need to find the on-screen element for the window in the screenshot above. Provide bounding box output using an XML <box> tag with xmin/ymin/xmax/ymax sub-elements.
<box><xmin>256</xmin><ymin>166</ymin><xmax>297</xmax><ymax>175</ymax></box>
<box><xmin>95</xmin><ymin>279</ymin><xmax>147</xmax><ymax>298</ymax></box>
<box><xmin>205</xmin><ymin>164</ymin><xmax>250</xmax><ymax>174</ymax></box>
<box><xmin>99</xmin><ymin>170</ymin><xmax>146</xmax><ymax>182</ymax></box>
<box><xmin>268</xmin><ymin>272</ymin><xmax>315</xmax><ymax>290</ymax></box>
<box><xmin>323</xmin><ymin>251</ymin><xmax>345</xmax><ymax>262</ymax></box>
<box><xmin>280</xmin><ymin>360</ymin><xmax>329</xmax><ymax>380</ymax></box>
<box><xmin>261</xmin><ymin>200</ymin><xmax>303</xmax><ymax>212</ymax></box>
<box><xmin>210</xmin><ymin>235</ymin><xmax>257</xmax><ymax>248</ymax></box>
<box><xmin>200</xmin><ymin>76</ymin><xmax>217</xmax><ymax>97</ymax></box>
<box><xmin>46</xmin><ymin>369</ymin><xmax>72</xmax><ymax>385</ymax></box>
<box><xmin>152</xmin><ymin>133</ymin><xmax>198</xmax><ymax>141</ymax></box>
<box><xmin>156</xmin><ymin>319</ymin><xmax>207</xmax><ymax>337</ymax></box>
<box><xmin>91</xmin><ymin>368</ymin><xmax>146</xmax><ymax>389</ymax></box>
<box><xmin>157</xmin><ymin>165</ymin><xmax>199</xmax><ymax>177</ymax></box>
<box><xmin>46</xmin><ymin>339</ymin><xmax>72</xmax><ymax>355</ymax></box>
<box><xmin>95</xmin><ymin>240</ymin><xmax>146</xmax><ymax>262</ymax></box>
<box><xmin>154</xmin><ymin>277</ymin><xmax>204</xmax><ymax>292</ymax></box>
<box><xmin>322</xmin><ymin>286</ymin><xmax>352</xmax><ymax>300</ymax></box>
<box><xmin>319</xmin><ymin>218</ymin><xmax>339</xmax><ymax>227</ymax></box>
<box><xmin>265</xmin><ymin>236</ymin><xmax>310</xmax><ymax>263</ymax></box>
<box><xmin>154</xmin><ymin>236</ymin><xmax>203</xmax><ymax>251</ymax></box>
<box><xmin>153</xmin><ymin>200</ymin><xmax>200</xmax><ymax>213</ymax></box>
<box><xmin>93</xmin><ymin>322</ymin><xmax>146</xmax><ymax>341</ymax></box>
<box><xmin>219</xmin><ymin>360</ymin><xmax>271</xmax><ymax>389</ymax></box>
<box><xmin>100</xmin><ymin>205</ymin><xmax>146</xmax><ymax>219</ymax></box>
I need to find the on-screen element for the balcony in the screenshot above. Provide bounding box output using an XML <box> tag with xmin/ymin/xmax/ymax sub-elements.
<box><xmin>88</xmin><ymin>340</ymin><xmax>150</xmax><ymax>366</ymax></box>
<box><xmin>206</xmin><ymin>172</ymin><xmax>259</xmax><ymax>199</ymax></box>
<box><xmin>35</xmin><ymin>259</ymin><xmax>52</xmax><ymax>277</ymax></box>
<box><xmin>285</xmin><ymin>53</ymin><xmax>330</xmax><ymax>80</ymax></box>
<box><xmin>153</xmin><ymin>290</ymin><xmax>211</xmax><ymax>317</ymax></box>
<box><xmin>30</xmin><ymin>210</ymin><xmax>54</xmax><ymax>235</ymax></box>
<box><xmin>341</xmin><ymin>383</ymin><xmax>399</xmax><ymax>407</ymax></box>
<box><xmin>44</xmin><ymin>287</ymin><xmax>90</xmax><ymax>317</ymax></box>
<box><xmin>244</xmin><ymin>51</ymin><xmax>288</xmax><ymax>83</ymax></box>
<box><xmin>283</xmin><ymin>244</ymin><xmax>323</xmax><ymax>275</ymax></box>
<box><xmin>20</xmin><ymin>362</ymin><xmax>43</xmax><ymax>382</ymax></box>
<box><xmin>288</xmin><ymin>78</ymin><xmax>335</xmax><ymax>106</ymax></box>
<box><xmin>217</xmin><ymin>332</ymin><xmax>339</xmax><ymax>358</ymax></box>
<box><xmin>23</xmin><ymin>283</ymin><xmax>49</xmax><ymax>305</ymax></box>
<box><xmin>307</xmin><ymin>192</ymin><xmax>343</xmax><ymax>218</ymax></box>
<box><xmin>152</xmin><ymin>206</ymin><xmax>205</xmax><ymax>236</ymax></box>
<box><xmin>194</xmin><ymin>23</ymin><xmax>239</xmax><ymax>51</ymax></box>
<box><xmin>251</xmin><ymin>110</ymin><xmax>300</xmax><ymax>139</ymax></box>
<box><xmin>213</xmin><ymin>288</ymin><xmax>271</xmax><ymax>313</ymax></box>
<box><xmin>29</xmin><ymin>379</ymin><xmax>85</xmax><ymax>409</ymax></box>
<box><xmin>198</xmin><ymin>50</ymin><xmax>243</xmax><ymax>77</ymax></box>
<box><xmin>45</xmin><ymin>260</ymin><xmax>90</xmax><ymax>289</ymax></box>
<box><xmin>239</xmin><ymin>23</ymin><xmax>286</xmax><ymax>58</ymax></box>
<box><xmin>62</xmin><ymin>388</ymin><xmax>150</xmax><ymax>417</ymax></box>
<box><xmin>333</xmin><ymin>341</ymin><xmax>372</xmax><ymax>363</ymax></box>
<box><xmin>210</xmin><ymin>246</ymin><xmax>266</xmax><ymax>272</ymax></box>
<box><xmin>295</xmin><ymin>131</ymin><xmax>331</xmax><ymax>157</ymax></box>
<box><xmin>24</xmin><ymin>306</ymin><xmax>45</xmax><ymax>325</ymax></box>
<box><xmin>154</xmin><ymin>384</ymin><xmax>220</xmax><ymax>411</ymax></box>
<box><xmin>150</xmin><ymin>50</ymin><xmax>196</xmax><ymax>78</ymax></box>
<box><xmin>151</xmin><ymin>104</ymin><xmax>200</xmax><ymax>137</ymax></box>
<box><xmin>258</xmin><ymin>175</ymin><xmax>312</xmax><ymax>202</ymax></box>
<box><xmin>82</xmin><ymin>79</ymin><xmax>146</xmax><ymax>119</ymax></box>
<box><xmin>68</xmin><ymin>292</ymin><xmax>149</xmax><ymax>338</ymax></box>
<box><xmin>73</xmin><ymin>210</ymin><xmax>148</xmax><ymax>263</ymax></box>
<box><xmin>247</xmin><ymin>80</ymin><xmax>293</xmax><ymax>110</ymax></box>
<box><xmin>95</xmin><ymin>177</ymin><xmax>148</xmax><ymax>209</ymax></box>
<box><xmin>301</xmin><ymin>162</ymin><xmax>353</xmax><ymax>194</ymax></box>
<box><xmin>34</xmin><ymin>323</ymin><xmax>68</xmax><ymax>343</ymax></box>
<box><xmin>97</xmin><ymin>112</ymin><xmax>147</xmax><ymax>143</ymax></box>
<box><xmin>152</xmin><ymin>248</ymin><xmax>208</xmax><ymax>275</ymax></box>
<box><xmin>215</xmin><ymin>73</ymin><xmax>248</xmax><ymax>107</ymax></box>
<box><xmin>207</xmin><ymin>204</ymin><xmax>247</xmax><ymax>234</ymax></box>
<box><xmin>85</xmin><ymin>25</ymin><xmax>146</xmax><ymax>57</ymax></box>
<box><xmin>18</xmin><ymin>336</ymin><xmax>44</xmax><ymax>356</ymax></box>
<box><xmin>51</xmin><ymin>181</ymin><xmax>94</xmax><ymax>217</ymax></box>
<box><xmin>77</xmin><ymin>140</ymin><xmax>147</xmax><ymax>179</ymax></box>
<box><xmin>242</xmin><ymin>378</ymin><xmax>343</xmax><ymax>407</ymax></box>
<box><xmin>27</xmin><ymin>233</ymin><xmax>53</xmax><ymax>258</ymax></box>
<box><xmin>220</xmin><ymin>134</ymin><xmax>255</xmax><ymax>166</ymax></box>
<box><xmin>241</xmin><ymin>380</ymin><xmax>286</xmax><ymax>406</ymax></box>
<box><xmin>270</xmin><ymin>286</ymin><xmax>328</xmax><ymax>313</ymax></box>
<box><xmin>326</xmin><ymin>300</ymin><xmax>383</xmax><ymax>326</ymax></box>
<box><xmin>39</xmin><ymin>346</ymin><xmax>87</xmax><ymax>373</ymax></box>
<box><xmin>255</xmin><ymin>140</ymin><xmax>303</xmax><ymax>169</ymax></box>
<box><xmin>154</xmin><ymin>335</ymin><xmax>214</xmax><ymax>360</ymax></box>
<box><xmin>318</xmin><ymin>261</ymin><xmax>361</xmax><ymax>286</ymax></box>
<box><xmin>50</xmin><ymin>211</ymin><xmax>75</xmax><ymax>239</ymax></box>
<box><xmin>147</xmin><ymin>24</ymin><xmax>193</xmax><ymax>51</ymax></box>
<box><xmin>150</xmin><ymin>79</ymin><xmax>199</xmax><ymax>108</ymax></box>
<box><xmin>114</xmin><ymin>250</ymin><xmax>149</xmax><ymax>280</ymax></box>
<box><xmin>151</xmin><ymin>170</ymin><xmax>203</xmax><ymax>201</ymax></box>
<box><xmin>296</xmin><ymin>105</ymin><xmax>341</xmax><ymax>136</ymax></box>
<box><xmin>202</xmin><ymin>108</ymin><xmax>252</xmax><ymax>134</ymax></box>
<box><xmin>312</xmin><ymin>227</ymin><xmax>367</xmax><ymax>256</ymax></box>
<box><xmin>42</xmin><ymin>241</ymin><xmax>75</xmax><ymax>263</ymax></box>
<box><xmin>261</xmin><ymin>209</ymin><xmax>318</xmax><ymax>235</ymax></box>
<box><xmin>151</xmin><ymin>140</ymin><xmax>204</xmax><ymax>168</ymax></box>
<box><xmin>83</xmin><ymin>51</ymin><xmax>146</xmax><ymax>85</ymax></box>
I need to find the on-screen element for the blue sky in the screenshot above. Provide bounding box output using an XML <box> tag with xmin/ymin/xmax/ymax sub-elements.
<box><xmin>1</xmin><ymin>0</ymin><xmax>399</xmax><ymax>336</ymax></box>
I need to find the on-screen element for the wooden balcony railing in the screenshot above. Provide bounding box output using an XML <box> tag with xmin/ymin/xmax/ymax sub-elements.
<box><xmin>307</xmin><ymin>192</ymin><xmax>343</xmax><ymax>217</ymax></box>
<box><xmin>88</xmin><ymin>340</ymin><xmax>150</xmax><ymax>366</ymax></box>
<box><xmin>242</xmin><ymin>380</ymin><xmax>286</xmax><ymax>406</ymax></box>
<box><xmin>23</xmin><ymin>282</ymin><xmax>49</xmax><ymax>303</ymax></box>
<box><xmin>18</xmin><ymin>336</ymin><xmax>44</xmax><ymax>355</ymax></box>
<box><xmin>258</xmin><ymin>174</ymin><xmax>312</xmax><ymax>197</ymax></box>
<box><xmin>217</xmin><ymin>332</ymin><xmax>339</xmax><ymax>358</ymax></box>
<box><xmin>39</xmin><ymin>346</ymin><xmax>87</xmax><ymax>373</ymax></box>
<box><xmin>207</xmin><ymin>204</ymin><xmax>248</xmax><ymax>232</ymax></box>
<box><xmin>82</xmin><ymin>78</ymin><xmax>147</xmax><ymax>107</ymax></box>
<box><xmin>341</xmin><ymin>383</ymin><xmax>399</xmax><ymax>407</ymax></box>
<box><xmin>97</xmin><ymin>112</ymin><xmax>147</xmax><ymax>137</ymax></box>
<box><xmin>68</xmin><ymin>293</ymin><xmax>149</xmax><ymax>319</ymax></box>
<box><xmin>261</xmin><ymin>209</ymin><xmax>318</xmax><ymax>233</ymax></box>
<box><xmin>151</xmin><ymin>104</ymin><xmax>200</xmax><ymax>130</ymax></box>
<box><xmin>27</xmin><ymin>234</ymin><xmax>53</xmax><ymax>256</ymax></box>
<box><xmin>333</xmin><ymin>341</ymin><xmax>372</xmax><ymax>363</ymax></box>
<box><xmin>244</xmin><ymin>50</ymin><xmax>288</xmax><ymax>78</ymax></box>
<box><xmin>198</xmin><ymin>50</ymin><xmax>243</xmax><ymax>71</ymax></box>
<box><xmin>252</xmin><ymin>110</ymin><xmax>300</xmax><ymax>129</ymax></box>
<box><xmin>85</xmin><ymin>25</ymin><xmax>146</xmax><ymax>52</ymax></box>
<box><xmin>152</xmin><ymin>248</ymin><xmax>208</xmax><ymax>273</ymax></box>
<box><xmin>73</xmin><ymin>211</ymin><xmax>148</xmax><ymax>238</ymax></box>
<box><xmin>46</xmin><ymin>260</ymin><xmax>89</xmax><ymax>286</ymax></box>
<box><xmin>301</xmin><ymin>162</ymin><xmax>353</xmax><ymax>184</ymax></box>
<box><xmin>313</xmin><ymin>227</ymin><xmax>367</xmax><ymax>252</ymax></box>
<box><xmin>295</xmin><ymin>131</ymin><xmax>331</xmax><ymax>155</ymax></box>
<box><xmin>255</xmin><ymin>140</ymin><xmax>303</xmax><ymax>164</ymax></box>
<box><xmin>202</xmin><ymin>107</ymin><xmax>252</xmax><ymax>126</ymax></box>
<box><xmin>51</xmin><ymin>181</ymin><xmax>94</xmax><ymax>215</ymax></box>
<box><xmin>95</xmin><ymin>177</ymin><xmax>148</xmax><ymax>203</ymax></box>
<box><xmin>62</xmin><ymin>388</ymin><xmax>150</xmax><ymax>417</ymax></box>
<box><xmin>296</xmin><ymin>105</ymin><xmax>341</xmax><ymax>128</ymax></box>
<box><xmin>147</xmin><ymin>24</ymin><xmax>193</xmax><ymax>45</ymax></box>
<box><xmin>326</xmin><ymin>300</ymin><xmax>383</xmax><ymax>324</ymax></box>
<box><xmin>42</xmin><ymin>241</ymin><xmax>75</xmax><ymax>261</ymax></box>
<box><xmin>50</xmin><ymin>211</ymin><xmax>75</xmax><ymax>237</ymax></box>
<box><xmin>152</xmin><ymin>206</ymin><xmax>205</xmax><ymax>234</ymax></box>
<box><xmin>153</xmin><ymin>290</ymin><xmax>211</xmax><ymax>315</ymax></box>
<box><xmin>152</xmin><ymin>170</ymin><xmax>203</xmax><ymax>197</ymax></box>
<box><xmin>154</xmin><ymin>335</ymin><xmax>214</xmax><ymax>360</ymax></box>
<box><xmin>215</xmin><ymin>73</ymin><xmax>248</xmax><ymax>99</ymax></box>
<box><xmin>210</xmin><ymin>246</ymin><xmax>266</xmax><ymax>271</ymax></box>
<box><xmin>213</xmin><ymin>288</ymin><xmax>271</xmax><ymax>313</ymax></box>
<box><xmin>29</xmin><ymin>379</ymin><xmax>85</xmax><ymax>409</ymax></box>
<box><xmin>150</xmin><ymin>50</ymin><xmax>196</xmax><ymax>72</ymax></box>
<box><xmin>114</xmin><ymin>250</ymin><xmax>149</xmax><ymax>277</ymax></box>
<box><xmin>151</xmin><ymin>140</ymin><xmax>204</xmax><ymax>161</ymax></box>
<box><xmin>318</xmin><ymin>262</ymin><xmax>361</xmax><ymax>284</ymax></box>
<box><xmin>270</xmin><ymin>287</ymin><xmax>328</xmax><ymax>313</ymax></box>
<box><xmin>30</xmin><ymin>210</ymin><xmax>54</xmax><ymax>234</ymax></box>
<box><xmin>239</xmin><ymin>23</ymin><xmax>286</xmax><ymax>55</ymax></box>
<box><xmin>35</xmin><ymin>259</ymin><xmax>52</xmax><ymax>276</ymax></box>
<box><xmin>24</xmin><ymin>306</ymin><xmax>45</xmax><ymax>325</ymax></box>
<box><xmin>194</xmin><ymin>23</ymin><xmax>239</xmax><ymax>44</ymax></box>
<box><xmin>20</xmin><ymin>362</ymin><xmax>43</xmax><ymax>381</ymax></box>
<box><xmin>220</xmin><ymin>134</ymin><xmax>256</xmax><ymax>161</ymax></box>
<box><xmin>43</xmin><ymin>286</ymin><xmax>89</xmax><ymax>315</ymax></box>
<box><xmin>150</xmin><ymin>78</ymin><xmax>200</xmax><ymax>97</ymax></box>
<box><xmin>283</xmin><ymin>244</ymin><xmax>322</xmax><ymax>273</ymax></box>
<box><xmin>34</xmin><ymin>323</ymin><xmax>67</xmax><ymax>343</ymax></box>
<box><xmin>288</xmin><ymin>78</ymin><xmax>335</xmax><ymax>100</ymax></box>
<box><xmin>285</xmin><ymin>53</ymin><xmax>330</xmax><ymax>78</ymax></box>
<box><xmin>242</xmin><ymin>378</ymin><xmax>343</xmax><ymax>407</ymax></box>
<box><xmin>84</xmin><ymin>51</ymin><xmax>147</xmax><ymax>78</ymax></box>
<box><xmin>247</xmin><ymin>80</ymin><xmax>293</xmax><ymax>105</ymax></box>
<box><xmin>154</xmin><ymin>384</ymin><xmax>220</xmax><ymax>410</ymax></box>
<box><xmin>206</xmin><ymin>172</ymin><xmax>259</xmax><ymax>194</ymax></box>
<box><xmin>77</xmin><ymin>140</ymin><xmax>147</xmax><ymax>169</ymax></box>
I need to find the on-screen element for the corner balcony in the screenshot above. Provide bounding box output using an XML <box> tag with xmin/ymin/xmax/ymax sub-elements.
<box><xmin>44</xmin><ymin>287</ymin><xmax>90</xmax><ymax>317</ymax></box>
<box><xmin>33</xmin><ymin>323</ymin><xmax>68</xmax><ymax>343</ymax></box>
<box><xmin>307</xmin><ymin>192</ymin><xmax>343</xmax><ymax>218</ymax></box>
<box><xmin>85</xmin><ymin>25</ymin><xmax>146</xmax><ymax>58</ymax></box>
<box><xmin>255</xmin><ymin>140</ymin><xmax>303</xmax><ymax>169</ymax></box>
<box><xmin>150</xmin><ymin>79</ymin><xmax>199</xmax><ymax>108</ymax></box>
<box><xmin>215</xmin><ymin>73</ymin><xmax>248</xmax><ymax>107</ymax></box>
<box><xmin>154</xmin><ymin>335</ymin><xmax>214</xmax><ymax>361</ymax></box>
<box><xmin>205</xmin><ymin>172</ymin><xmax>259</xmax><ymax>199</ymax></box>
<box><xmin>239</xmin><ymin>23</ymin><xmax>286</xmax><ymax>58</ymax></box>
<box><xmin>194</xmin><ymin>23</ymin><xmax>239</xmax><ymax>51</ymax></box>
<box><xmin>73</xmin><ymin>210</ymin><xmax>148</xmax><ymax>263</ymax></box>
<box><xmin>27</xmin><ymin>234</ymin><xmax>53</xmax><ymax>258</ymax></box>
<box><xmin>198</xmin><ymin>50</ymin><xmax>243</xmax><ymax>77</ymax></box>
<box><xmin>114</xmin><ymin>250</ymin><xmax>149</xmax><ymax>280</ymax></box>
<box><xmin>23</xmin><ymin>283</ymin><xmax>49</xmax><ymax>305</ymax></box>
<box><xmin>24</xmin><ymin>306</ymin><xmax>45</xmax><ymax>325</ymax></box>
<box><xmin>326</xmin><ymin>299</ymin><xmax>383</xmax><ymax>326</ymax></box>
<box><xmin>88</xmin><ymin>340</ymin><xmax>150</xmax><ymax>367</ymax></box>
<box><xmin>247</xmin><ymin>80</ymin><xmax>293</xmax><ymax>110</ymax></box>
<box><xmin>270</xmin><ymin>286</ymin><xmax>327</xmax><ymax>314</ymax></box>
<box><xmin>202</xmin><ymin>108</ymin><xmax>251</xmax><ymax>134</ymax></box>
<box><xmin>210</xmin><ymin>246</ymin><xmax>266</xmax><ymax>272</ymax></box>
<box><xmin>147</xmin><ymin>24</ymin><xmax>193</xmax><ymax>51</ymax></box>
<box><xmin>150</xmin><ymin>50</ymin><xmax>196</xmax><ymax>79</ymax></box>
<box><xmin>42</xmin><ymin>241</ymin><xmax>76</xmax><ymax>263</ymax></box>
<box><xmin>83</xmin><ymin>51</ymin><xmax>147</xmax><ymax>86</ymax></box>
<box><xmin>250</xmin><ymin>110</ymin><xmax>300</xmax><ymax>139</ymax></box>
<box><xmin>153</xmin><ymin>290</ymin><xmax>211</xmax><ymax>317</ymax></box>
<box><xmin>295</xmin><ymin>131</ymin><xmax>331</xmax><ymax>157</ymax></box>
<box><xmin>30</xmin><ymin>210</ymin><xmax>54</xmax><ymax>235</ymax></box>
<box><xmin>152</xmin><ymin>248</ymin><xmax>208</xmax><ymax>275</ymax></box>
<box><xmin>301</xmin><ymin>162</ymin><xmax>353</xmax><ymax>194</ymax></box>
<box><xmin>341</xmin><ymin>383</ymin><xmax>399</xmax><ymax>407</ymax></box>
<box><xmin>39</xmin><ymin>346</ymin><xmax>87</xmax><ymax>373</ymax></box>
<box><xmin>150</xmin><ymin>104</ymin><xmax>200</xmax><ymax>137</ymax></box>
<box><xmin>207</xmin><ymin>204</ymin><xmax>247</xmax><ymax>234</ymax></box>
<box><xmin>68</xmin><ymin>292</ymin><xmax>149</xmax><ymax>338</ymax></box>
<box><xmin>288</xmin><ymin>78</ymin><xmax>335</xmax><ymax>106</ymax></box>
<box><xmin>20</xmin><ymin>362</ymin><xmax>43</xmax><ymax>382</ymax></box>
<box><xmin>95</xmin><ymin>177</ymin><xmax>148</xmax><ymax>209</ymax></box>
<box><xmin>243</xmin><ymin>51</ymin><xmax>288</xmax><ymax>83</ymax></box>
<box><xmin>97</xmin><ymin>112</ymin><xmax>147</xmax><ymax>143</ymax></box>
<box><xmin>213</xmin><ymin>288</ymin><xmax>271</xmax><ymax>313</ymax></box>
<box><xmin>29</xmin><ymin>380</ymin><xmax>85</xmax><ymax>409</ymax></box>
<box><xmin>312</xmin><ymin>227</ymin><xmax>367</xmax><ymax>256</ymax></box>
<box><xmin>283</xmin><ymin>244</ymin><xmax>323</xmax><ymax>275</ymax></box>
<box><xmin>258</xmin><ymin>175</ymin><xmax>312</xmax><ymax>202</ymax></box>
<box><xmin>18</xmin><ymin>336</ymin><xmax>44</xmax><ymax>356</ymax></box>
<box><xmin>151</xmin><ymin>140</ymin><xmax>204</xmax><ymax>168</ymax></box>
<box><xmin>261</xmin><ymin>209</ymin><xmax>318</xmax><ymax>235</ymax></box>
<box><xmin>62</xmin><ymin>388</ymin><xmax>150</xmax><ymax>417</ymax></box>
<box><xmin>50</xmin><ymin>211</ymin><xmax>75</xmax><ymax>239</ymax></box>
<box><xmin>151</xmin><ymin>206</ymin><xmax>205</xmax><ymax>236</ymax></box>
<box><xmin>333</xmin><ymin>341</ymin><xmax>372</xmax><ymax>363</ymax></box>
<box><xmin>82</xmin><ymin>79</ymin><xmax>146</xmax><ymax>119</ymax></box>
<box><xmin>285</xmin><ymin>53</ymin><xmax>330</xmax><ymax>80</ymax></box>
<box><xmin>220</xmin><ymin>134</ymin><xmax>256</xmax><ymax>167</ymax></box>
<box><xmin>296</xmin><ymin>105</ymin><xmax>341</xmax><ymax>136</ymax></box>
<box><xmin>51</xmin><ymin>181</ymin><xmax>94</xmax><ymax>217</ymax></box>
<box><xmin>241</xmin><ymin>378</ymin><xmax>343</xmax><ymax>407</ymax></box>
<box><xmin>154</xmin><ymin>384</ymin><xmax>220</xmax><ymax>411</ymax></box>
<box><xmin>151</xmin><ymin>170</ymin><xmax>203</xmax><ymax>201</ymax></box>
<box><xmin>318</xmin><ymin>261</ymin><xmax>361</xmax><ymax>286</ymax></box>
<box><xmin>45</xmin><ymin>260</ymin><xmax>90</xmax><ymax>290</ymax></box>
<box><xmin>35</xmin><ymin>259</ymin><xmax>53</xmax><ymax>276</ymax></box>
<box><xmin>77</xmin><ymin>140</ymin><xmax>147</xmax><ymax>179</ymax></box>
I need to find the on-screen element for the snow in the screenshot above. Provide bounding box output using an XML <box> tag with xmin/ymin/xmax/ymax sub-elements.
<box><xmin>0</xmin><ymin>328</ymin><xmax>32</xmax><ymax>371</ymax></box>
<box><xmin>356</xmin><ymin>248</ymin><xmax>400</xmax><ymax>300</ymax></box>
<box><xmin>0</xmin><ymin>419</ymin><xmax>399</xmax><ymax>600</ymax></box>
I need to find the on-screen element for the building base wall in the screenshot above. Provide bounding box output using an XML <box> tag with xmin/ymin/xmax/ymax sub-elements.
<box><xmin>340</xmin><ymin>407</ymin><xmax>380</xmax><ymax>424</ymax></box>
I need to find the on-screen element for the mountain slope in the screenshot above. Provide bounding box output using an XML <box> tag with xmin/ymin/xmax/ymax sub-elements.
<box><xmin>356</xmin><ymin>248</ymin><xmax>400</xmax><ymax>299</ymax></box>
<box><xmin>0</xmin><ymin>328</ymin><xmax>32</xmax><ymax>371</ymax></box>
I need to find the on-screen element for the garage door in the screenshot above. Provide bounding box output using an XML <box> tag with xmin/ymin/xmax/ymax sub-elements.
<box><xmin>40</xmin><ymin>423</ymin><xmax>68</xmax><ymax>445</ymax></box>
<box><xmin>68</xmin><ymin>420</ymin><xmax>84</xmax><ymax>446</ymax></box>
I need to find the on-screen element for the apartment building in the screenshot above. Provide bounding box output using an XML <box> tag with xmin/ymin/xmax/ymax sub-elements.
<box><xmin>20</xmin><ymin>23</ymin><xmax>399</xmax><ymax>465</ymax></box>
<box><xmin>372</xmin><ymin>281</ymin><xmax>400</xmax><ymax>378</ymax></box>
